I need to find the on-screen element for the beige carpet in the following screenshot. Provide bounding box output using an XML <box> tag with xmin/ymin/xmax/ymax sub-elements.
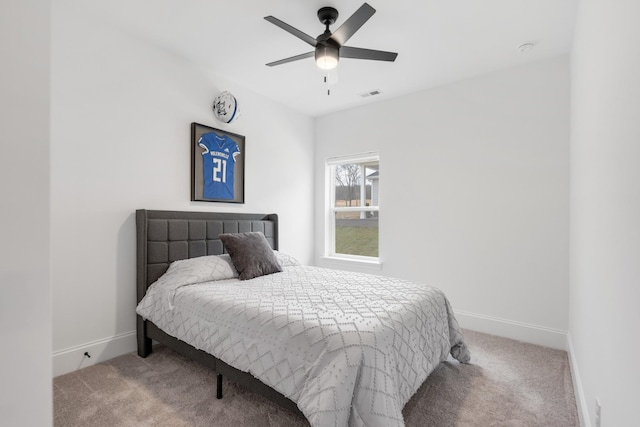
<box><xmin>54</xmin><ymin>330</ymin><xmax>579</xmax><ymax>426</ymax></box>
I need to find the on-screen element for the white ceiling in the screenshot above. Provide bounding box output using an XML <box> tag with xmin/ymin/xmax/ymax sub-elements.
<box><xmin>83</xmin><ymin>0</ymin><xmax>578</xmax><ymax>117</ymax></box>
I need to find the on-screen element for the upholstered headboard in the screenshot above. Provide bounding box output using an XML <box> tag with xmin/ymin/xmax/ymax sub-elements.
<box><xmin>136</xmin><ymin>209</ymin><xmax>278</xmax><ymax>303</ymax></box>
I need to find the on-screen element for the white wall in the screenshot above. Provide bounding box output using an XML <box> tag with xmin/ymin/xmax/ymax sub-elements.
<box><xmin>570</xmin><ymin>0</ymin><xmax>640</xmax><ymax>426</ymax></box>
<box><xmin>50</xmin><ymin>2</ymin><xmax>315</xmax><ymax>375</ymax></box>
<box><xmin>0</xmin><ymin>0</ymin><xmax>52</xmax><ymax>425</ymax></box>
<box><xmin>315</xmin><ymin>57</ymin><xmax>570</xmax><ymax>348</ymax></box>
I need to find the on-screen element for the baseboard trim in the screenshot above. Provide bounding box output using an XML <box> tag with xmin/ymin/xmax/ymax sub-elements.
<box><xmin>52</xmin><ymin>331</ymin><xmax>137</xmax><ymax>377</ymax></box>
<box><xmin>454</xmin><ymin>309</ymin><xmax>568</xmax><ymax>350</ymax></box>
<box><xmin>567</xmin><ymin>333</ymin><xmax>590</xmax><ymax>427</ymax></box>
<box><xmin>52</xmin><ymin>315</ymin><xmax>569</xmax><ymax>376</ymax></box>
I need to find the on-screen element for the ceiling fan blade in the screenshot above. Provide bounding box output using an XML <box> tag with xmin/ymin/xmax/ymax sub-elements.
<box><xmin>330</xmin><ymin>3</ymin><xmax>376</xmax><ymax>46</ymax></box>
<box><xmin>266</xmin><ymin>51</ymin><xmax>315</xmax><ymax>67</ymax></box>
<box><xmin>264</xmin><ymin>16</ymin><xmax>317</xmax><ymax>47</ymax></box>
<box><xmin>340</xmin><ymin>46</ymin><xmax>398</xmax><ymax>62</ymax></box>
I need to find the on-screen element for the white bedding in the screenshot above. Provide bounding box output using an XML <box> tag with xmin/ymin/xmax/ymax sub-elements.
<box><xmin>136</xmin><ymin>263</ymin><xmax>470</xmax><ymax>427</ymax></box>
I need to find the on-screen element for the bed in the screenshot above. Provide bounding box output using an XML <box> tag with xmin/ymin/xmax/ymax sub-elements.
<box><xmin>135</xmin><ymin>209</ymin><xmax>470</xmax><ymax>427</ymax></box>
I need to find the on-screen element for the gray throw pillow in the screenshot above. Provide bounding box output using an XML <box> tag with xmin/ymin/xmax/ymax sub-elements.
<box><xmin>219</xmin><ymin>232</ymin><xmax>282</xmax><ymax>280</ymax></box>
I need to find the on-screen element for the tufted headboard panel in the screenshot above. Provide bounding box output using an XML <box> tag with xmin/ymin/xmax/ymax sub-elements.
<box><xmin>136</xmin><ymin>209</ymin><xmax>278</xmax><ymax>303</ymax></box>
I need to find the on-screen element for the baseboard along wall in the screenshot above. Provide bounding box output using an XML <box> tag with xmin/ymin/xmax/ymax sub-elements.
<box><xmin>52</xmin><ymin>331</ymin><xmax>137</xmax><ymax>377</ymax></box>
<box><xmin>52</xmin><ymin>313</ymin><xmax>570</xmax><ymax>377</ymax></box>
<box><xmin>454</xmin><ymin>309</ymin><xmax>568</xmax><ymax>350</ymax></box>
<box><xmin>566</xmin><ymin>333</ymin><xmax>589</xmax><ymax>427</ymax></box>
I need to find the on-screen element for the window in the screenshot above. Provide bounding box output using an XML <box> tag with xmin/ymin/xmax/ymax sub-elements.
<box><xmin>327</xmin><ymin>153</ymin><xmax>379</xmax><ymax>261</ymax></box>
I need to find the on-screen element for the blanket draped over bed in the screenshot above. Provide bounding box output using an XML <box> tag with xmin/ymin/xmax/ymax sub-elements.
<box><xmin>137</xmin><ymin>264</ymin><xmax>470</xmax><ymax>427</ymax></box>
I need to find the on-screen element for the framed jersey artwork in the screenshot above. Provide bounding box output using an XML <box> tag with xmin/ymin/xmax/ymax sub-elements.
<box><xmin>191</xmin><ymin>122</ymin><xmax>245</xmax><ymax>203</ymax></box>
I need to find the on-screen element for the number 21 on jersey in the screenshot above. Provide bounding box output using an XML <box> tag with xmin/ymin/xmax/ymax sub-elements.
<box><xmin>212</xmin><ymin>158</ymin><xmax>227</xmax><ymax>183</ymax></box>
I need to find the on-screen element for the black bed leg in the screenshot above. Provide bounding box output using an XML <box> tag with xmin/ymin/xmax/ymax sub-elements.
<box><xmin>216</xmin><ymin>373</ymin><xmax>223</xmax><ymax>399</ymax></box>
<box><xmin>138</xmin><ymin>336</ymin><xmax>152</xmax><ymax>358</ymax></box>
<box><xmin>137</xmin><ymin>316</ymin><xmax>152</xmax><ymax>358</ymax></box>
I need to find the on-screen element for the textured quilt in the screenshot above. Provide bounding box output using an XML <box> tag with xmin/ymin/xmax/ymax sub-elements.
<box><xmin>137</xmin><ymin>262</ymin><xmax>470</xmax><ymax>427</ymax></box>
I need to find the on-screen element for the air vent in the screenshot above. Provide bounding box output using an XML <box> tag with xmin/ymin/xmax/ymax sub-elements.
<box><xmin>360</xmin><ymin>89</ymin><xmax>383</xmax><ymax>98</ymax></box>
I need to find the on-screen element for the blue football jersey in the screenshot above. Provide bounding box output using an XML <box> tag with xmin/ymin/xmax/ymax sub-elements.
<box><xmin>199</xmin><ymin>132</ymin><xmax>241</xmax><ymax>200</ymax></box>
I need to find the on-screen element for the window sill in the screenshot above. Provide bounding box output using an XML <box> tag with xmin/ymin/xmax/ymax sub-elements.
<box><xmin>319</xmin><ymin>256</ymin><xmax>383</xmax><ymax>274</ymax></box>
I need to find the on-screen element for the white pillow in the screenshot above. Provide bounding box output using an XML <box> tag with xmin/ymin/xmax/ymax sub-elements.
<box><xmin>155</xmin><ymin>254</ymin><xmax>238</xmax><ymax>287</ymax></box>
<box><xmin>274</xmin><ymin>251</ymin><xmax>301</xmax><ymax>267</ymax></box>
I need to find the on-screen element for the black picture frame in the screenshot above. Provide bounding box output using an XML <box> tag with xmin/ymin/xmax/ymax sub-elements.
<box><xmin>191</xmin><ymin>122</ymin><xmax>245</xmax><ymax>203</ymax></box>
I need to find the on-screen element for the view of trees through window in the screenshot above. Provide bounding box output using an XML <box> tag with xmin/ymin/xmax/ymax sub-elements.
<box><xmin>332</xmin><ymin>160</ymin><xmax>379</xmax><ymax>258</ymax></box>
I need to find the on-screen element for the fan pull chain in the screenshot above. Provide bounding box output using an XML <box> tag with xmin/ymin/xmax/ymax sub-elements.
<box><xmin>324</xmin><ymin>74</ymin><xmax>330</xmax><ymax>95</ymax></box>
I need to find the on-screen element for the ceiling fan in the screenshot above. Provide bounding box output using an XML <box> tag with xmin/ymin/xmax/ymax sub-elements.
<box><xmin>264</xmin><ymin>3</ymin><xmax>398</xmax><ymax>71</ymax></box>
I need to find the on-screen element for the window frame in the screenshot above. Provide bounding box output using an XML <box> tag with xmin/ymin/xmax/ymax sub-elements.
<box><xmin>325</xmin><ymin>152</ymin><xmax>380</xmax><ymax>263</ymax></box>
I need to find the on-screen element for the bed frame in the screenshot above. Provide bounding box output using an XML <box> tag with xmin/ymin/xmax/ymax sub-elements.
<box><xmin>135</xmin><ymin>209</ymin><xmax>302</xmax><ymax>415</ymax></box>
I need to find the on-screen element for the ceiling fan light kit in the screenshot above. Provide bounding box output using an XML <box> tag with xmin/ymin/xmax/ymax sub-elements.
<box><xmin>264</xmin><ymin>2</ymin><xmax>397</xmax><ymax>76</ymax></box>
<box><xmin>316</xmin><ymin>44</ymin><xmax>339</xmax><ymax>70</ymax></box>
